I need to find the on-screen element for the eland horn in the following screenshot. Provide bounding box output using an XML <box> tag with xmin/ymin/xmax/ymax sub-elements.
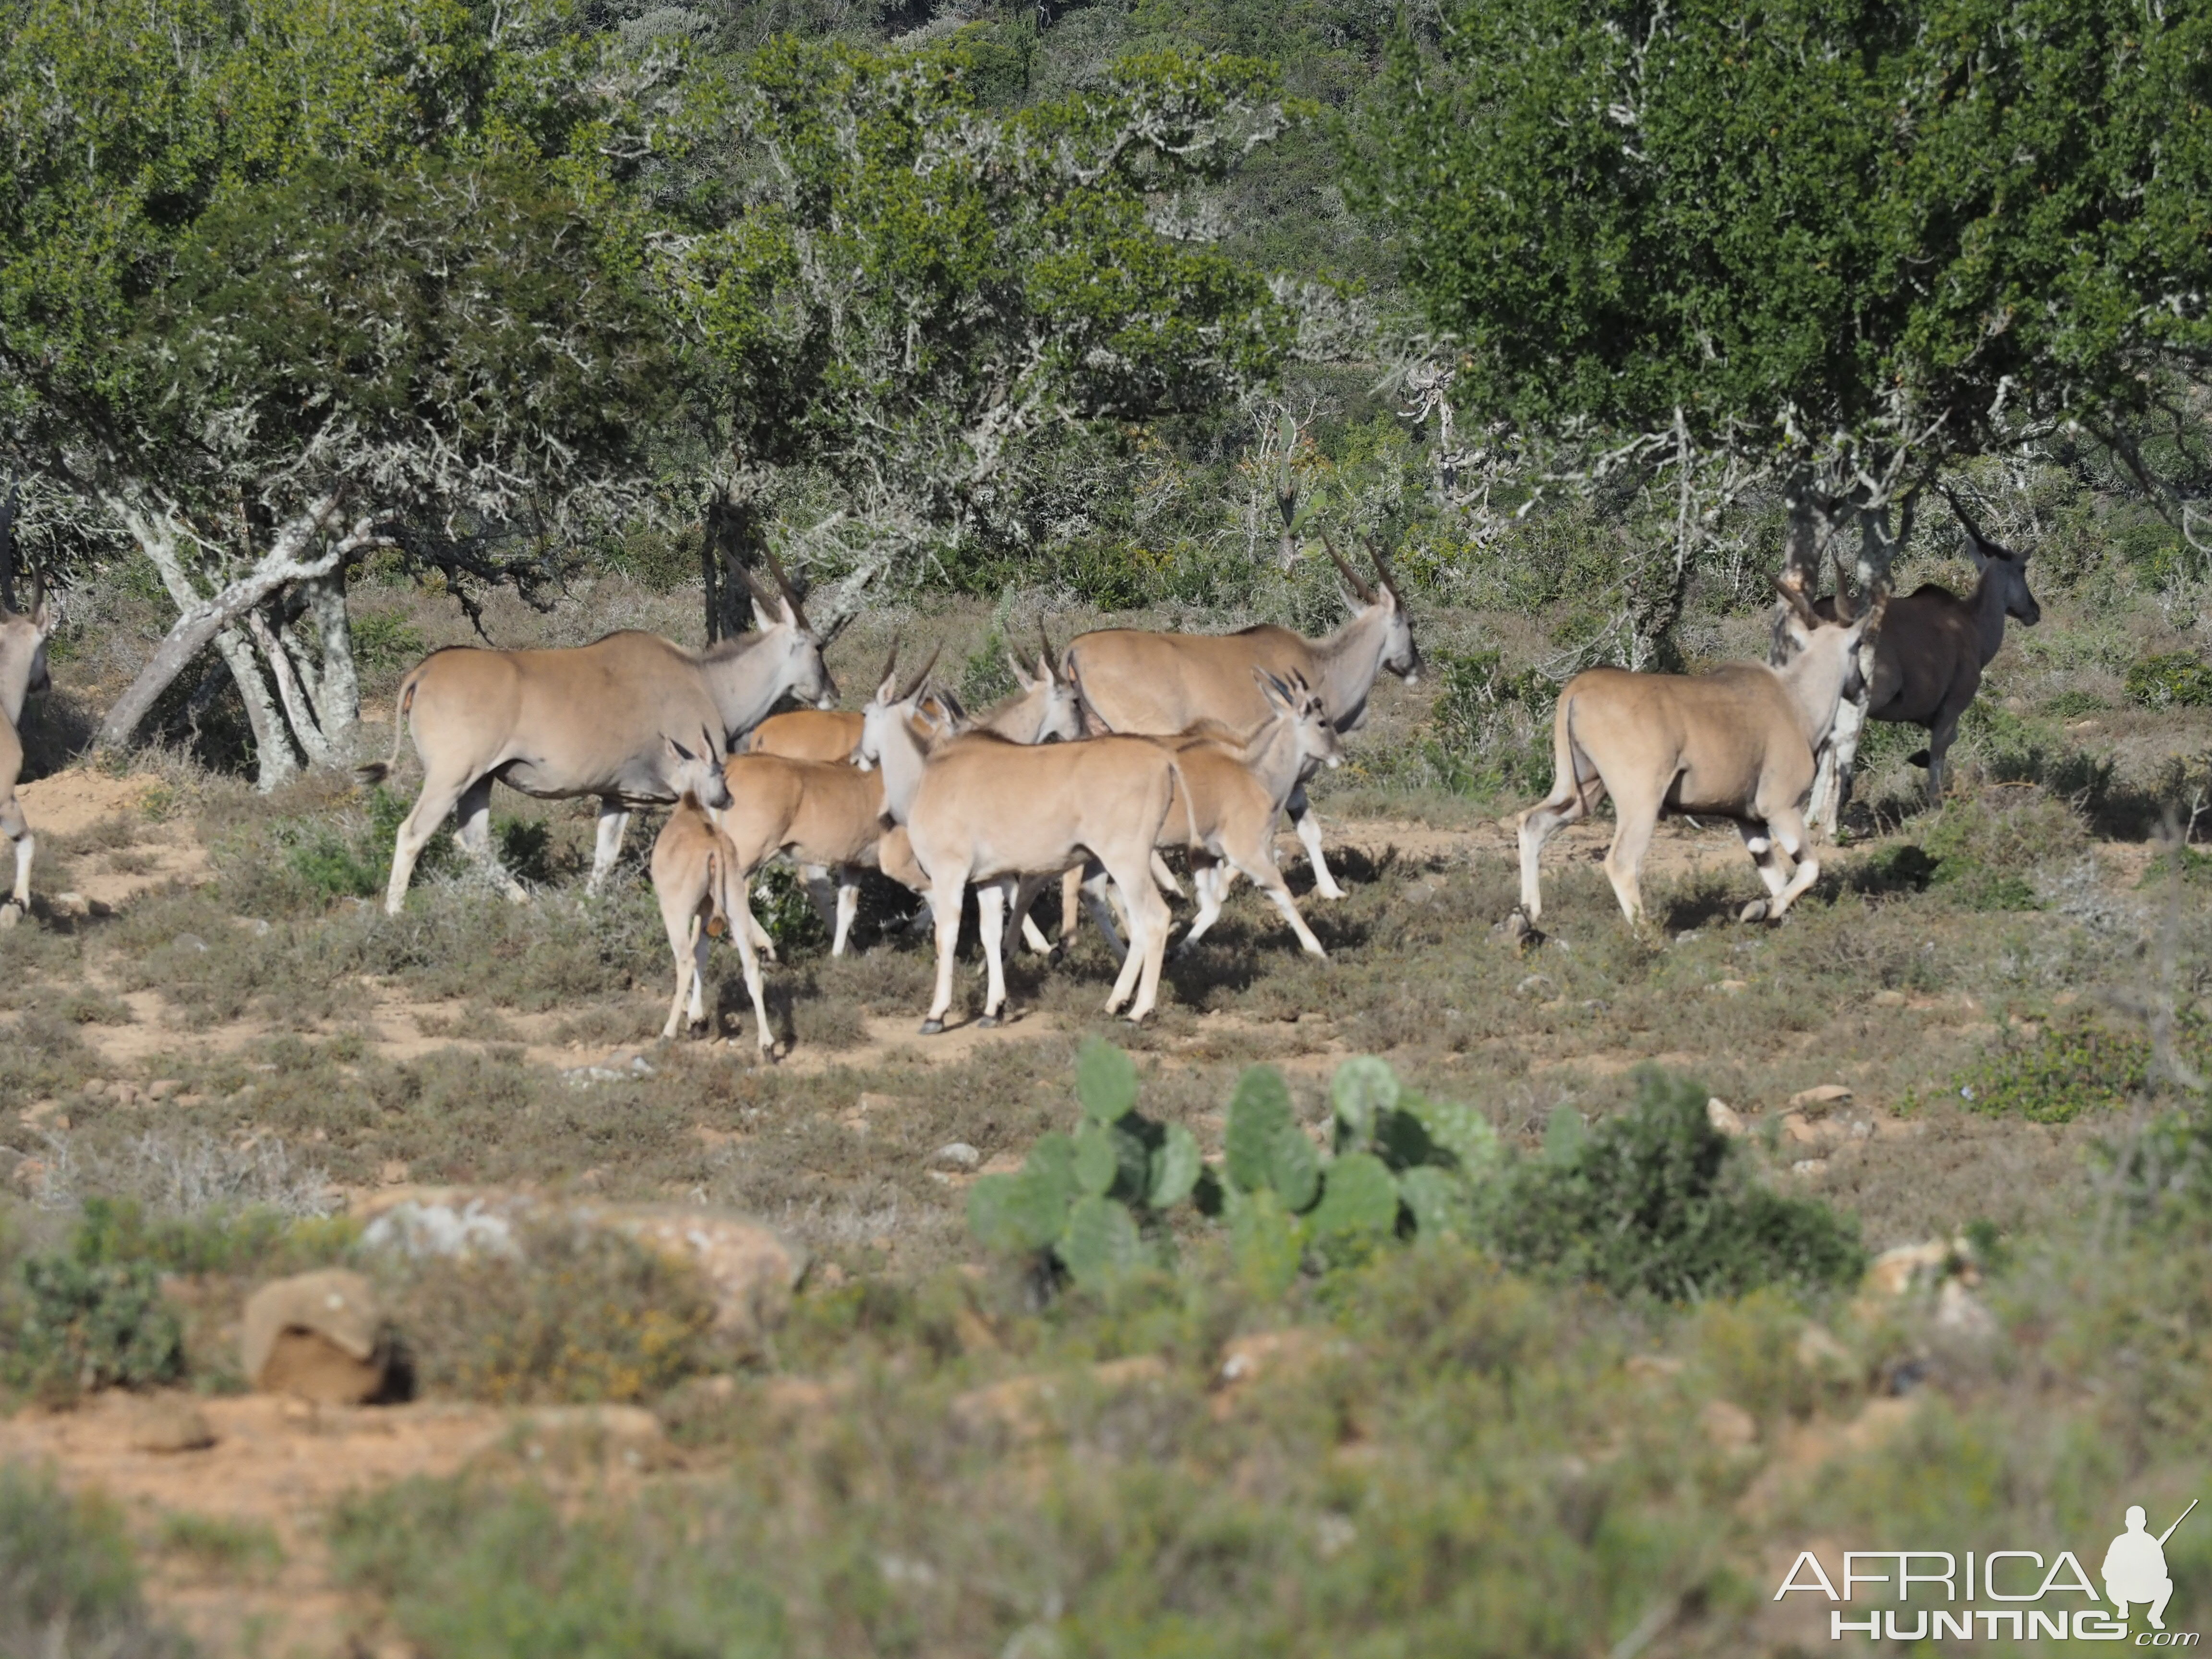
<box><xmin>764</xmin><ymin>545</ymin><xmax>816</xmax><ymax>634</ymax></box>
<box><xmin>1937</xmin><ymin>483</ymin><xmax>1999</xmax><ymax>553</ymax></box>
<box><xmin>1772</xmin><ymin>574</ymin><xmax>1821</xmax><ymax>628</ymax></box>
<box><xmin>899</xmin><ymin>645</ymin><xmax>942</xmax><ymax>703</ymax></box>
<box><xmin>1319</xmin><ymin>530</ymin><xmax>1379</xmax><ymax>604</ymax></box>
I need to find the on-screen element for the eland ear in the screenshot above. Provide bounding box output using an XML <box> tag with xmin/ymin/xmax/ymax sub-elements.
<box><xmin>1005</xmin><ymin>649</ymin><xmax>1035</xmax><ymax>691</ymax></box>
<box><xmin>667</xmin><ymin>734</ymin><xmax>696</xmax><ymax>764</ymax></box>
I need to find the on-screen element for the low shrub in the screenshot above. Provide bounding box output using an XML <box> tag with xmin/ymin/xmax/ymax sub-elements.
<box><xmin>388</xmin><ymin>1221</ymin><xmax>719</xmax><ymax>1405</ymax></box>
<box><xmin>9</xmin><ymin>1250</ymin><xmax>184</xmax><ymax>1397</ymax></box>
<box><xmin>1495</xmin><ymin>1069</ymin><xmax>1866</xmax><ymax>1298</ymax></box>
<box><xmin>2126</xmin><ymin>651</ymin><xmax>2212</xmax><ymax>709</ymax></box>
<box><xmin>0</xmin><ymin>1465</ymin><xmax>191</xmax><ymax>1657</ymax></box>
<box><xmin>1421</xmin><ymin>648</ymin><xmax>1556</xmax><ymax>797</ymax></box>
<box><xmin>1947</xmin><ymin>1016</ymin><xmax>2212</xmax><ymax>1123</ymax></box>
<box><xmin>349</xmin><ymin>610</ymin><xmax>430</xmax><ymax>670</ymax></box>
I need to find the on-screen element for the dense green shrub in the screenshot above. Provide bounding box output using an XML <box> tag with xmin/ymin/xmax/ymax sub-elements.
<box><xmin>0</xmin><ymin>1465</ymin><xmax>191</xmax><ymax>1658</ymax></box>
<box><xmin>1421</xmin><ymin>649</ymin><xmax>1557</xmax><ymax>797</ymax></box>
<box><xmin>1951</xmin><ymin>1018</ymin><xmax>2178</xmax><ymax>1122</ymax></box>
<box><xmin>10</xmin><ymin>1244</ymin><xmax>185</xmax><ymax>1397</ymax></box>
<box><xmin>2126</xmin><ymin>652</ymin><xmax>2212</xmax><ymax>710</ymax></box>
<box><xmin>1494</xmin><ymin>1069</ymin><xmax>1865</xmax><ymax>1299</ymax></box>
<box><xmin>349</xmin><ymin>609</ymin><xmax>430</xmax><ymax>670</ymax></box>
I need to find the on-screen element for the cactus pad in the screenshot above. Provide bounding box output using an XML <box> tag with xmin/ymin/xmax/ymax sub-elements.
<box><xmin>1075</xmin><ymin>1036</ymin><xmax>1140</xmax><ymax>1123</ymax></box>
<box><xmin>1057</xmin><ymin>1195</ymin><xmax>1144</xmax><ymax>1289</ymax></box>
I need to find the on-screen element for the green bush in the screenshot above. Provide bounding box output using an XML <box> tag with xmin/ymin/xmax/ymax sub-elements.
<box><xmin>1903</xmin><ymin>788</ymin><xmax>2092</xmax><ymax>910</ymax></box>
<box><xmin>1950</xmin><ymin>1017</ymin><xmax>2191</xmax><ymax>1122</ymax></box>
<box><xmin>350</xmin><ymin>609</ymin><xmax>430</xmax><ymax>670</ymax></box>
<box><xmin>0</xmin><ymin>1465</ymin><xmax>191</xmax><ymax>1657</ymax></box>
<box><xmin>1493</xmin><ymin>1069</ymin><xmax>1865</xmax><ymax>1300</ymax></box>
<box><xmin>334</xmin><ymin>1478</ymin><xmax>786</xmax><ymax>1658</ymax></box>
<box><xmin>10</xmin><ymin>1250</ymin><xmax>185</xmax><ymax>1397</ymax></box>
<box><xmin>2126</xmin><ymin>651</ymin><xmax>2212</xmax><ymax>709</ymax></box>
<box><xmin>1422</xmin><ymin>648</ymin><xmax>1557</xmax><ymax>797</ymax></box>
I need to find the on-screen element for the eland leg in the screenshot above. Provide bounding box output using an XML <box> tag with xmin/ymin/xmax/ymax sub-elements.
<box><xmin>976</xmin><ymin>878</ymin><xmax>1012</xmax><ymax>1025</ymax></box>
<box><xmin>0</xmin><ymin>795</ymin><xmax>30</xmax><ymax>926</ymax></box>
<box><xmin>1599</xmin><ymin>784</ymin><xmax>1665</xmax><ymax>926</ymax></box>
<box><xmin>922</xmin><ymin>873</ymin><xmax>967</xmax><ymax>1034</ymax></box>
<box><xmin>1751</xmin><ymin>808</ymin><xmax>1820</xmax><ymax>922</ymax></box>
<box><xmin>728</xmin><ymin>874</ymin><xmax>774</xmax><ymax>1056</ymax></box>
<box><xmin>384</xmin><ymin>769</ymin><xmax>477</xmax><ymax>915</ymax></box>
<box><xmin>831</xmin><ymin>867</ymin><xmax>862</xmax><ymax>957</ymax></box>
<box><xmin>1286</xmin><ymin>782</ymin><xmax>1345</xmax><ymax>900</ymax></box>
<box><xmin>1516</xmin><ymin>762</ymin><xmax>1599</xmax><ymax>925</ymax></box>
<box><xmin>454</xmin><ymin>778</ymin><xmax>528</xmax><ymax>902</ymax></box>
<box><xmin>1226</xmin><ymin>839</ymin><xmax>1326</xmax><ymax>959</ymax></box>
<box><xmin>587</xmin><ymin>801</ymin><xmax>631</xmax><ymax>895</ymax></box>
<box><xmin>1102</xmin><ymin>859</ymin><xmax>1172</xmax><ymax>1022</ymax></box>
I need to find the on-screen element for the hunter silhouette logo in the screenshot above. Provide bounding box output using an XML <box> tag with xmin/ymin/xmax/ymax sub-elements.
<box><xmin>2107</xmin><ymin>1502</ymin><xmax>2196</xmax><ymax>1632</ymax></box>
<box><xmin>1776</xmin><ymin>1498</ymin><xmax>2200</xmax><ymax>1643</ymax></box>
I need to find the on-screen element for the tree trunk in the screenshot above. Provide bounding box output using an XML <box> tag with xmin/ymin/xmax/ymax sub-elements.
<box><xmin>211</xmin><ymin>625</ymin><xmax>299</xmax><ymax>791</ymax></box>
<box><xmin>301</xmin><ymin>572</ymin><xmax>360</xmax><ymax>741</ymax></box>
<box><xmin>97</xmin><ymin>490</ymin><xmax>385</xmax><ymax>751</ymax></box>
<box><xmin>702</xmin><ymin>489</ymin><xmax>763</xmax><ymax>645</ymax></box>
<box><xmin>1769</xmin><ymin>466</ymin><xmax>1837</xmax><ymax>665</ymax></box>
<box><xmin>243</xmin><ymin>607</ymin><xmax>336</xmax><ymax>769</ymax></box>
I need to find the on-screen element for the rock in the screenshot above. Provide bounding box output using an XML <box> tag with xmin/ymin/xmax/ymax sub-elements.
<box><xmin>1864</xmin><ymin>1240</ymin><xmax>1954</xmax><ymax>1298</ymax></box>
<box><xmin>560</xmin><ymin>1052</ymin><xmax>655</xmax><ymax>1087</ymax></box>
<box><xmin>356</xmin><ymin>1188</ymin><xmax>530</xmax><ymax>1259</ymax></box>
<box><xmin>242</xmin><ymin>1270</ymin><xmax>389</xmax><ymax>1404</ymax></box>
<box><xmin>174</xmin><ymin>934</ymin><xmax>209</xmax><ymax>954</ymax></box>
<box><xmin>50</xmin><ymin>892</ymin><xmax>89</xmax><ymax>919</ymax></box>
<box><xmin>1935</xmin><ymin>1279</ymin><xmax>2000</xmax><ymax>1340</ymax></box>
<box><xmin>1790</xmin><ymin>1084</ymin><xmax>1853</xmax><ymax>1111</ymax></box>
<box><xmin>596</xmin><ymin>1205</ymin><xmax>806</xmax><ymax>1351</ymax></box>
<box><xmin>146</xmin><ymin>1079</ymin><xmax>181</xmax><ymax>1101</ymax></box>
<box><xmin>378</xmin><ymin>1160</ymin><xmax>410</xmax><ymax>1186</ymax></box>
<box><xmin>1700</xmin><ymin>1398</ymin><xmax>1758</xmax><ymax>1452</ymax></box>
<box><xmin>1794</xmin><ymin>1322</ymin><xmax>1855</xmax><ymax>1375</ymax></box>
<box><xmin>1710</xmin><ymin>978</ymin><xmax>1749</xmax><ymax>995</ymax></box>
<box><xmin>129</xmin><ymin>1395</ymin><xmax>216</xmax><ymax>1453</ymax></box>
<box><xmin>81</xmin><ymin>1079</ymin><xmax>108</xmax><ymax>1099</ymax></box>
<box><xmin>1789</xmin><ymin>1158</ymin><xmax>1827</xmax><ymax>1178</ymax></box>
<box><xmin>1779</xmin><ymin>1112</ymin><xmax>1823</xmax><ymax>1145</ymax></box>
<box><xmin>930</xmin><ymin>1142</ymin><xmax>981</xmax><ymax>1171</ymax></box>
<box><xmin>1705</xmin><ymin>1097</ymin><xmax>1746</xmax><ymax>1136</ymax></box>
<box><xmin>1871</xmin><ymin>989</ymin><xmax>1907</xmax><ymax>1007</ymax></box>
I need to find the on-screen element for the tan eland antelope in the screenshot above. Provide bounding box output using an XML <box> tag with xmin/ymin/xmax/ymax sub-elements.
<box><xmin>362</xmin><ymin>554</ymin><xmax>839</xmax><ymax>915</ymax></box>
<box><xmin>646</xmin><ymin>733</ymin><xmax>757</xmax><ymax>1048</ymax></box>
<box><xmin>732</xmin><ymin>637</ymin><xmax>1082</xmax><ymax>954</ymax></box>
<box><xmin>0</xmin><ymin>487</ymin><xmax>54</xmax><ymax>927</ymax></box>
<box><xmin>1516</xmin><ymin>588</ymin><xmax>1878</xmax><ymax>931</ymax></box>
<box><xmin>1813</xmin><ymin>489</ymin><xmax>2039</xmax><ymax>805</ymax></box>
<box><xmin>1030</xmin><ymin>669</ymin><xmax>1343</xmax><ymax>962</ymax></box>
<box><xmin>858</xmin><ymin>668</ymin><xmax>1191</xmax><ymax>1033</ymax></box>
<box><xmin>1062</xmin><ymin>535</ymin><xmax>1417</xmax><ymax>904</ymax></box>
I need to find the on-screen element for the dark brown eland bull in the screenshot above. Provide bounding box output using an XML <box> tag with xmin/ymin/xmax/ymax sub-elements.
<box><xmin>1061</xmin><ymin>534</ymin><xmax>1419</xmax><ymax>903</ymax></box>
<box><xmin>1813</xmin><ymin>489</ymin><xmax>2040</xmax><ymax>805</ymax></box>
<box><xmin>361</xmin><ymin>553</ymin><xmax>840</xmax><ymax>914</ymax></box>
<box><xmin>0</xmin><ymin>481</ymin><xmax>55</xmax><ymax>927</ymax></box>
<box><xmin>1515</xmin><ymin>588</ymin><xmax>1878</xmax><ymax>932</ymax></box>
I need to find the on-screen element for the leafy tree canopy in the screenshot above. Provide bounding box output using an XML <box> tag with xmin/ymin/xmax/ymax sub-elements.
<box><xmin>1356</xmin><ymin>0</ymin><xmax>2212</xmax><ymax>475</ymax></box>
<box><xmin>661</xmin><ymin>34</ymin><xmax>1300</xmax><ymax>584</ymax></box>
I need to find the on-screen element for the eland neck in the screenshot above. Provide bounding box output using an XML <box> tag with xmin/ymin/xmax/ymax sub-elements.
<box><xmin>700</xmin><ymin>633</ymin><xmax>808</xmax><ymax>739</ymax></box>
<box><xmin>0</xmin><ymin>624</ymin><xmax>38</xmax><ymax>726</ymax></box>
<box><xmin>1775</xmin><ymin>641</ymin><xmax>1857</xmax><ymax>754</ymax></box>
<box><xmin>1236</xmin><ymin>713</ymin><xmax>1308</xmax><ymax>806</ymax></box>
<box><xmin>1970</xmin><ymin>563</ymin><xmax>2018</xmax><ymax>667</ymax></box>
<box><xmin>1310</xmin><ymin>603</ymin><xmax>1395</xmax><ymax>733</ymax></box>
<box><xmin>872</xmin><ymin>706</ymin><xmax>933</xmax><ymax>824</ymax></box>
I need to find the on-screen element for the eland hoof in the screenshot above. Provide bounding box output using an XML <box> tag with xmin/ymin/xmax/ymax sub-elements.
<box><xmin>975</xmin><ymin>1014</ymin><xmax>1001</xmax><ymax>1029</ymax></box>
<box><xmin>919</xmin><ymin>1019</ymin><xmax>946</xmax><ymax>1036</ymax></box>
<box><xmin>1737</xmin><ymin>899</ymin><xmax>1771</xmax><ymax>924</ymax></box>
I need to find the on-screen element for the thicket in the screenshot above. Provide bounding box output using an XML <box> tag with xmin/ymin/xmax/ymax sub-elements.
<box><xmin>973</xmin><ymin>1043</ymin><xmax>1864</xmax><ymax>1301</ymax></box>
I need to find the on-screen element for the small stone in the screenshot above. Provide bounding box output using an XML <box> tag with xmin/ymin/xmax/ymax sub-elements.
<box><xmin>931</xmin><ymin>1142</ymin><xmax>981</xmax><ymax>1171</ymax></box>
<box><xmin>146</xmin><ymin>1079</ymin><xmax>182</xmax><ymax>1101</ymax></box>
<box><xmin>1789</xmin><ymin>1158</ymin><xmax>1828</xmax><ymax>1178</ymax></box>
<box><xmin>1709</xmin><ymin>978</ymin><xmax>1749</xmax><ymax>995</ymax></box>
<box><xmin>1935</xmin><ymin>1279</ymin><xmax>2000</xmax><ymax>1340</ymax></box>
<box><xmin>109</xmin><ymin>1083</ymin><xmax>139</xmax><ymax>1108</ymax></box>
<box><xmin>1700</xmin><ymin>1398</ymin><xmax>1758</xmax><ymax>1452</ymax></box>
<box><xmin>129</xmin><ymin>1396</ymin><xmax>216</xmax><ymax>1454</ymax></box>
<box><xmin>1790</xmin><ymin>1084</ymin><xmax>1853</xmax><ymax>1111</ymax></box>
<box><xmin>1705</xmin><ymin>1097</ymin><xmax>1747</xmax><ymax>1136</ymax></box>
<box><xmin>81</xmin><ymin>1079</ymin><xmax>108</xmax><ymax>1099</ymax></box>
<box><xmin>18</xmin><ymin>1099</ymin><xmax>61</xmax><ymax>1128</ymax></box>
<box><xmin>1780</xmin><ymin>1112</ymin><xmax>1822</xmax><ymax>1145</ymax></box>
<box><xmin>379</xmin><ymin>1160</ymin><xmax>409</xmax><ymax>1186</ymax></box>
<box><xmin>1871</xmin><ymin>989</ymin><xmax>1907</xmax><ymax>1007</ymax></box>
<box><xmin>50</xmin><ymin>892</ymin><xmax>89</xmax><ymax>918</ymax></box>
<box><xmin>174</xmin><ymin>933</ymin><xmax>209</xmax><ymax>953</ymax></box>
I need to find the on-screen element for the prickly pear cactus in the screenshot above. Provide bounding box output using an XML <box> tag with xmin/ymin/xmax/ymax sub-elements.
<box><xmin>1305</xmin><ymin>1151</ymin><xmax>1401</xmax><ymax>1240</ymax></box>
<box><xmin>1226</xmin><ymin>1067</ymin><xmax>1320</xmax><ymax>1210</ymax></box>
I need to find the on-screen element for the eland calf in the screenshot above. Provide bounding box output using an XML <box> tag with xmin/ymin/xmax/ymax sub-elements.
<box><xmin>1517</xmin><ymin>592</ymin><xmax>1877</xmax><ymax>931</ymax></box>
<box><xmin>648</xmin><ymin>733</ymin><xmax>757</xmax><ymax>1049</ymax></box>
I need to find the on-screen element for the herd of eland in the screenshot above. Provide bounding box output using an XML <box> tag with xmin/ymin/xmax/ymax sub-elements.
<box><xmin>0</xmin><ymin>502</ymin><xmax>2045</xmax><ymax>1051</ymax></box>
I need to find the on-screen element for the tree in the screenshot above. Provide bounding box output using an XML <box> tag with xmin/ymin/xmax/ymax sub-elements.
<box><xmin>1358</xmin><ymin>0</ymin><xmax>2212</xmax><ymax>818</ymax></box>
<box><xmin>658</xmin><ymin>36</ymin><xmax>1299</xmax><ymax>632</ymax></box>
<box><xmin>0</xmin><ymin>0</ymin><xmax>678</xmax><ymax>785</ymax></box>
